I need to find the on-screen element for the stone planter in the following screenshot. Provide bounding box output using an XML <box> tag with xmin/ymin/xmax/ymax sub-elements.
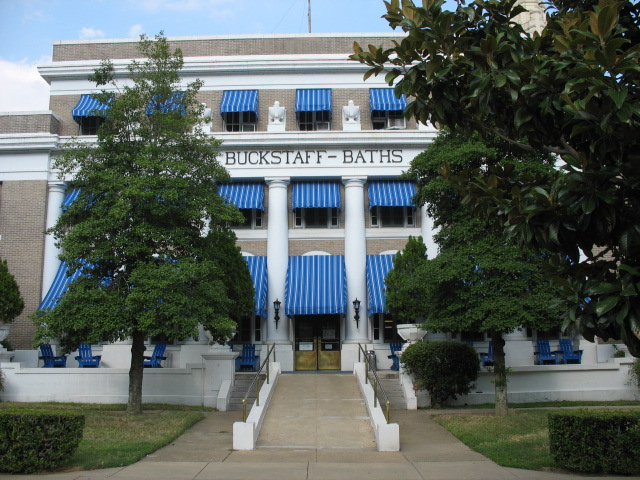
<box><xmin>396</xmin><ymin>324</ymin><xmax>427</xmax><ymax>343</ymax></box>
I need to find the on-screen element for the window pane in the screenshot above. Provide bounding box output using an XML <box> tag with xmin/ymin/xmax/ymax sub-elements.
<box><xmin>304</xmin><ymin>208</ymin><xmax>329</xmax><ymax>227</ymax></box>
<box><xmin>380</xmin><ymin>206</ymin><xmax>405</xmax><ymax>227</ymax></box>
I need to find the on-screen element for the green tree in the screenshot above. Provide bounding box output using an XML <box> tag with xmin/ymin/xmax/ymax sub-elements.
<box><xmin>0</xmin><ymin>258</ymin><xmax>24</xmax><ymax>325</ymax></box>
<box><xmin>385</xmin><ymin>132</ymin><xmax>562</xmax><ymax>415</ymax></box>
<box><xmin>351</xmin><ymin>0</ymin><xmax>640</xmax><ymax>356</ymax></box>
<box><xmin>33</xmin><ymin>33</ymin><xmax>253</xmax><ymax>414</ymax></box>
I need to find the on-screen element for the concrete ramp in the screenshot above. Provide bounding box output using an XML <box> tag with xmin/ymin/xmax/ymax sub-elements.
<box><xmin>257</xmin><ymin>373</ymin><xmax>376</xmax><ymax>450</ymax></box>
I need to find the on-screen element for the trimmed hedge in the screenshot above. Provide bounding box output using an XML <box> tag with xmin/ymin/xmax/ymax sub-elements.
<box><xmin>401</xmin><ymin>340</ymin><xmax>480</xmax><ymax>407</ymax></box>
<box><xmin>549</xmin><ymin>410</ymin><xmax>640</xmax><ymax>475</ymax></box>
<box><xmin>0</xmin><ymin>413</ymin><xmax>85</xmax><ymax>473</ymax></box>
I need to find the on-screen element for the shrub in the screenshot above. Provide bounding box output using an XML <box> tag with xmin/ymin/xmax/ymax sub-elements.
<box><xmin>628</xmin><ymin>358</ymin><xmax>640</xmax><ymax>387</ymax></box>
<box><xmin>0</xmin><ymin>413</ymin><xmax>85</xmax><ymax>473</ymax></box>
<box><xmin>548</xmin><ymin>410</ymin><xmax>640</xmax><ymax>475</ymax></box>
<box><xmin>401</xmin><ymin>340</ymin><xmax>480</xmax><ymax>407</ymax></box>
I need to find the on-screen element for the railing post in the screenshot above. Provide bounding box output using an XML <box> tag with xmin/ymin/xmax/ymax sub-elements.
<box><xmin>242</xmin><ymin>399</ymin><xmax>247</xmax><ymax>422</ymax></box>
<box><xmin>386</xmin><ymin>400</ymin><xmax>390</xmax><ymax>424</ymax></box>
<box><xmin>267</xmin><ymin>357</ymin><xmax>270</xmax><ymax>384</ymax></box>
<box><xmin>256</xmin><ymin>374</ymin><xmax>261</xmax><ymax>406</ymax></box>
<box><xmin>373</xmin><ymin>377</ymin><xmax>378</xmax><ymax>408</ymax></box>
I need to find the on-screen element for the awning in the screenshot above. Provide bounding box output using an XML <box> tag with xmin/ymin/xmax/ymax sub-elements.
<box><xmin>217</xmin><ymin>183</ymin><xmax>265</xmax><ymax>210</ymax></box>
<box><xmin>292</xmin><ymin>182</ymin><xmax>341</xmax><ymax>209</ymax></box>
<box><xmin>295</xmin><ymin>89</ymin><xmax>332</xmax><ymax>112</ymax></box>
<box><xmin>244</xmin><ymin>256</ymin><xmax>267</xmax><ymax>318</ymax></box>
<box><xmin>220</xmin><ymin>90</ymin><xmax>259</xmax><ymax>116</ymax></box>
<box><xmin>368</xmin><ymin>180</ymin><xmax>416</xmax><ymax>208</ymax></box>
<box><xmin>72</xmin><ymin>94</ymin><xmax>111</xmax><ymax>124</ymax></box>
<box><xmin>285</xmin><ymin>255</ymin><xmax>347</xmax><ymax>315</ymax></box>
<box><xmin>61</xmin><ymin>188</ymin><xmax>81</xmax><ymax>211</ymax></box>
<box><xmin>369</xmin><ymin>88</ymin><xmax>407</xmax><ymax>112</ymax></box>
<box><xmin>146</xmin><ymin>92</ymin><xmax>185</xmax><ymax>115</ymax></box>
<box><xmin>38</xmin><ymin>261</ymin><xmax>85</xmax><ymax>310</ymax></box>
<box><xmin>366</xmin><ymin>255</ymin><xmax>396</xmax><ymax>316</ymax></box>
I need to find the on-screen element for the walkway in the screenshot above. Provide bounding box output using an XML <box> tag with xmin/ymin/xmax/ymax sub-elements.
<box><xmin>0</xmin><ymin>374</ymin><xmax>627</xmax><ymax>479</ymax></box>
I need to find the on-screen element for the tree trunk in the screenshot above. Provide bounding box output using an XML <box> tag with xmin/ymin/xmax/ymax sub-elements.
<box><xmin>127</xmin><ymin>331</ymin><xmax>146</xmax><ymax>415</ymax></box>
<box><xmin>491</xmin><ymin>330</ymin><xmax>509</xmax><ymax>416</ymax></box>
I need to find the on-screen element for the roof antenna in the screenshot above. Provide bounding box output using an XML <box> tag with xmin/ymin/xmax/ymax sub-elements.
<box><xmin>308</xmin><ymin>0</ymin><xmax>312</xmax><ymax>33</ymax></box>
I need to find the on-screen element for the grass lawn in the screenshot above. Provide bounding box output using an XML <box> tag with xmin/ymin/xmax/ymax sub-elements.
<box><xmin>434</xmin><ymin>410</ymin><xmax>554</xmax><ymax>470</ymax></box>
<box><xmin>433</xmin><ymin>402</ymin><xmax>640</xmax><ymax>471</ymax></box>
<box><xmin>0</xmin><ymin>402</ymin><xmax>212</xmax><ymax>471</ymax></box>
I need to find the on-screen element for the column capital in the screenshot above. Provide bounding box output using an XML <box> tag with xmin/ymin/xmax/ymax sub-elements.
<box><xmin>341</xmin><ymin>176</ymin><xmax>367</xmax><ymax>187</ymax></box>
<box><xmin>265</xmin><ymin>177</ymin><xmax>290</xmax><ymax>188</ymax></box>
<box><xmin>48</xmin><ymin>182</ymin><xmax>67</xmax><ymax>194</ymax></box>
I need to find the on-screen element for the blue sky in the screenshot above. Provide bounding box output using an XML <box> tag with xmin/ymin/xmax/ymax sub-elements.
<box><xmin>0</xmin><ymin>0</ymin><xmax>455</xmax><ymax>112</ymax></box>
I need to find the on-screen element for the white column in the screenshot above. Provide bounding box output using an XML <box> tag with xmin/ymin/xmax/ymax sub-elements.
<box><xmin>342</xmin><ymin>176</ymin><xmax>368</xmax><ymax>342</ymax></box>
<box><xmin>265</xmin><ymin>178</ymin><xmax>290</xmax><ymax>343</ymax></box>
<box><xmin>421</xmin><ymin>205</ymin><xmax>439</xmax><ymax>259</ymax></box>
<box><xmin>41</xmin><ymin>182</ymin><xmax>67</xmax><ymax>299</ymax></box>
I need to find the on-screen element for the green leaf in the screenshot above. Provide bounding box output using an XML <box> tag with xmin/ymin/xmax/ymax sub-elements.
<box><xmin>595</xmin><ymin>296</ymin><xmax>620</xmax><ymax>316</ymax></box>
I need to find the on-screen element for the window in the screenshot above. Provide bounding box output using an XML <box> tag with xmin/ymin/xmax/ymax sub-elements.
<box><xmin>372</xmin><ymin>110</ymin><xmax>406</xmax><ymax>130</ymax></box>
<box><xmin>294</xmin><ymin>207</ymin><xmax>339</xmax><ymax>228</ymax></box>
<box><xmin>297</xmin><ymin>110</ymin><xmax>331</xmax><ymax>131</ymax></box>
<box><xmin>79</xmin><ymin>116</ymin><xmax>104</xmax><ymax>135</ymax></box>
<box><xmin>371</xmin><ymin>206</ymin><xmax>415</xmax><ymax>228</ymax></box>
<box><xmin>232</xmin><ymin>316</ymin><xmax>253</xmax><ymax>344</ymax></box>
<box><xmin>222</xmin><ymin>111</ymin><xmax>257</xmax><ymax>132</ymax></box>
<box><xmin>382</xmin><ymin>314</ymin><xmax>403</xmax><ymax>343</ymax></box>
<box><xmin>233</xmin><ymin>208</ymin><xmax>263</xmax><ymax>229</ymax></box>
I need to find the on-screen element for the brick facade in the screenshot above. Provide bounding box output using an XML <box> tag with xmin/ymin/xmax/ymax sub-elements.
<box><xmin>0</xmin><ymin>181</ymin><xmax>47</xmax><ymax>349</ymax></box>
<box><xmin>0</xmin><ymin>113</ymin><xmax>61</xmax><ymax>135</ymax></box>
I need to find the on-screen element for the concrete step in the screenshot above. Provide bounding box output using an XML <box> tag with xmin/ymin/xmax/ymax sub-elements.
<box><xmin>227</xmin><ymin>373</ymin><xmax>267</xmax><ymax>411</ymax></box>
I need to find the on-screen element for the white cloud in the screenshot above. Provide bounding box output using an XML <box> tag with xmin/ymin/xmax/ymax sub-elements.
<box><xmin>79</xmin><ymin>27</ymin><xmax>106</xmax><ymax>40</ymax></box>
<box><xmin>128</xmin><ymin>24</ymin><xmax>145</xmax><ymax>38</ymax></box>
<box><xmin>0</xmin><ymin>58</ymin><xmax>50</xmax><ymax>112</ymax></box>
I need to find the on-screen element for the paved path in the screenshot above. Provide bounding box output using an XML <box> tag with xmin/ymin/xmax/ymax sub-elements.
<box><xmin>0</xmin><ymin>373</ymin><xmax>627</xmax><ymax>479</ymax></box>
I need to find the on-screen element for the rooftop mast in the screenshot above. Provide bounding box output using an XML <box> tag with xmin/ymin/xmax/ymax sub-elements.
<box><xmin>308</xmin><ymin>0</ymin><xmax>312</xmax><ymax>33</ymax></box>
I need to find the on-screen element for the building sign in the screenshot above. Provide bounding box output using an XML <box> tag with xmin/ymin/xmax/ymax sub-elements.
<box><xmin>223</xmin><ymin>149</ymin><xmax>406</xmax><ymax>167</ymax></box>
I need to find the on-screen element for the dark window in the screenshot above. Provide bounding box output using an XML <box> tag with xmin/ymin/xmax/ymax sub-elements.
<box><xmin>79</xmin><ymin>116</ymin><xmax>104</xmax><ymax>135</ymax></box>
<box><xmin>372</xmin><ymin>110</ymin><xmax>405</xmax><ymax>130</ymax></box>
<box><xmin>371</xmin><ymin>206</ymin><xmax>414</xmax><ymax>228</ymax></box>
<box><xmin>222</xmin><ymin>111</ymin><xmax>257</xmax><ymax>132</ymax></box>
<box><xmin>294</xmin><ymin>208</ymin><xmax>339</xmax><ymax>228</ymax></box>
<box><xmin>232</xmin><ymin>316</ymin><xmax>253</xmax><ymax>343</ymax></box>
<box><xmin>232</xmin><ymin>209</ymin><xmax>263</xmax><ymax>229</ymax></box>
<box><xmin>382</xmin><ymin>314</ymin><xmax>403</xmax><ymax>343</ymax></box>
<box><xmin>297</xmin><ymin>110</ymin><xmax>331</xmax><ymax>131</ymax></box>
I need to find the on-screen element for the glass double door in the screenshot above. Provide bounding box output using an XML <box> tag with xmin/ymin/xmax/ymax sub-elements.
<box><xmin>294</xmin><ymin>315</ymin><xmax>341</xmax><ymax>370</ymax></box>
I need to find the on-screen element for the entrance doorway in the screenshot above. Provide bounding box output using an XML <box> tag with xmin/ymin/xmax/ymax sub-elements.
<box><xmin>294</xmin><ymin>315</ymin><xmax>341</xmax><ymax>370</ymax></box>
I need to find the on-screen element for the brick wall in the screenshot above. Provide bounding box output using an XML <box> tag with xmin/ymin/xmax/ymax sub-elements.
<box><xmin>236</xmin><ymin>241</ymin><xmax>267</xmax><ymax>256</ymax></box>
<box><xmin>366</xmin><ymin>238</ymin><xmax>411</xmax><ymax>255</ymax></box>
<box><xmin>0</xmin><ymin>113</ymin><xmax>60</xmax><ymax>135</ymax></box>
<box><xmin>0</xmin><ymin>181</ymin><xmax>47</xmax><ymax>349</ymax></box>
<box><xmin>290</xmin><ymin>239</ymin><xmax>344</xmax><ymax>256</ymax></box>
<box><xmin>52</xmin><ymin>35</ymin><xmax>403</xmax><ymax>62</ymax></box>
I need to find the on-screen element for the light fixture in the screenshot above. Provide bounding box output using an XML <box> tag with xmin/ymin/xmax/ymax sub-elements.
<box><xmin>273</xmin><ymin>298</ymin><xmax>281</xmax><ymax>329</ymax></box>
<box><xmin>353</xmin><ymin>298</ymin><xmax>361</xmax><ymax>329</ymax></box>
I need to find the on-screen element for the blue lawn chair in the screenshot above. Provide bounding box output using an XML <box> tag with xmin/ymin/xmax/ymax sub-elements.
<box><xmin>480</xmin><ymin>341</ymin><xmax>494</xmax><ymax>366</ymax></box>
<box><xmin>388</xmin><ymin>342</ymin><xmax>403</xmax><ymax>371</ymax></box>
<box><xmin>558</xmin><ymin>339</ymin><xmax>583</xmax><ymax>364</ymax></box>
<box><xmin>38</xmin><ymin>344</ymin><xmax>67</xmax><ymax>368</ymax></box>
<box><xmin>235</xmin><ymin>344</ymin><xmax>259</xmax><ymax>371</ymax></box>
<box><xmin>535</xmin><ymin>339</ymin><xmax>559</xmax><ymax>365</ymax></box>
<box><xmin>75</xmin><ymin>343</ymin><xmax>101</xmax><ymax>368</ymax></box>
<box><xmin>143</xmin><ymin>344</ymin><xmax>167</xmax><ymax>368</ymax></box>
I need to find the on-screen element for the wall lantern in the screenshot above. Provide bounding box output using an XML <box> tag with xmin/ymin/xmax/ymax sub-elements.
<box><xmin>273</xmin><ymin>298</ymin><xmax>281</xmax><ymax>329</ymax></box>
<box><xmin>353</xmin><ymin>298</ymin><xmax>361</xmax><ymax>329</ymax></box>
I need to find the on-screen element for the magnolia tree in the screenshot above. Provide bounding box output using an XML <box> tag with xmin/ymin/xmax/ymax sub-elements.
<box><xmin>34</xmin><ymin>34</ymin><xmax>254</xmax><ymax>414</ymax></box>
<box><xmin>352</xmin><ymin>0</ymin><xmax>640</xmax><ymax>355</ymax></box>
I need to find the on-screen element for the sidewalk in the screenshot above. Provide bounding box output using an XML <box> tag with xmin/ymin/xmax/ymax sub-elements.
<box><xmin>0</xmin><ymin>375</ymin><xmax>627</xmax><ymax>479</ymax></box>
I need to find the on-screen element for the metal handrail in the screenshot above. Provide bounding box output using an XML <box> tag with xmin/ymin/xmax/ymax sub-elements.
<box><xmin>241</xmin><ymin>343</ymin><xmax>276</xmax><ymax>422</ymax></box>
<box><xmin>358</xmin><ymin>343</ymin><xmax>391</xmax><ymax>424</ymax></box>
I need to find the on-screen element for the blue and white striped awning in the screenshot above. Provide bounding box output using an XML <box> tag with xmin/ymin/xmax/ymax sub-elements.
<box><xmin>146</xmin><ymin>92</ymin><xmax>186</xmax><ymax>115</ymax></box>
<box><xmin>295</xmin><ymin>89</ymin><xmax>332</xmax><ymax>112</ymax></box>
<box><xmin>72</xmin><ymin>94</ymin><xmax>111</xmax><ymax>124</ymax></box>
<box><xmin>292</xmin><ymin>182</ymin><xmax>341</xmax><ymax>209</ymax></box>
<box><xmin>368</xmin><ymin>181</ymin><xmax>416</xmax><ymax>208</ymax></box>
<box><xmin>61</xmin><ymin>188</ymin><xmax>81</xmax><ymax>211</ymax></box>
<box><xmin>245</xmin><ymin>256</ymin><xmax>268</xmax><ymax>318</ymax></box>
<box><xmin>369</xmin><ymin>88</ymin><xmax>407</xmax><ymax>112</ymax></box>
<box><xmin>217</xmin><ymin>183</ymin><xmax>265</xmax><ymax>210</ymax></box>
<box><xmin>38</xmin><ymin>261</ymin><xmax>85</xmax><ymax>310</ymax></box>
<box><xmin>285</xmin><ymin>255</ymin><xmax>347</xmax><ymax>315</ymax></box>
<box><xmin>366</xmin><ymin>255</ymin><xmax>396</xmax><ymax>316</ymax></box>
<box><xmin>220</xmin><ymin>90</ymin><xmax>259</xmax><ymax>116</ymax></box>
